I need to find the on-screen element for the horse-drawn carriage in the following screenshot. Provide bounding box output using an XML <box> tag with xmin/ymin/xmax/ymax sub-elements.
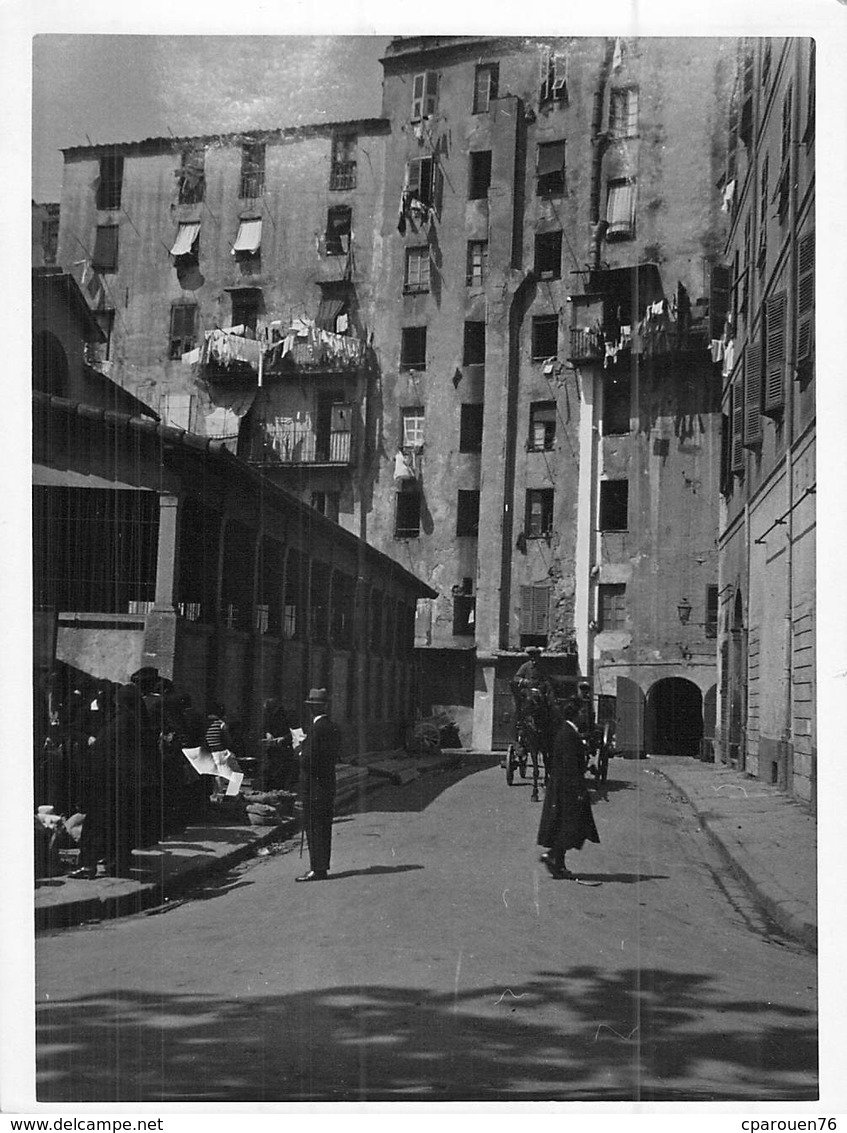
<box><xmin>505</xmin><ymin>676</ymin><xmax>615</xmax><ymax>799</ymax></box>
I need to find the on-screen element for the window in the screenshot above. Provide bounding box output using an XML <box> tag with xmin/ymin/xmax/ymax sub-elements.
<box><xmin>311</xmin><ymin>492</ymin><xmax>340</xmax><ymax>522</ymax></box>
<box><xmin>240</xmin><ymin>142</ymin><xmax>265</xmax><ymax>198</ymax></box>
<box><xmin>41</xmin><ymin>216</ymin><xmax>59</xmax><ymax>266</ymax></box>
<box><xmin>456</xmin><ymin>490</ymin><xmax>480</xmax><ymax>537</ymax></box>
<box><xmin>762</xmin><ymin>39</ymin><xmax>772</xmax><ymax>88</ymax></box>
<box><xmin>706</xmin><ymin>585</ymin><xmax>719</xmax><ymax>639</ymax></box>
<box><xmin>468</xmin><ymin>151</ymin><xmax>492</xmax><ymax>200</ymax></box>
<box><xmin>603</xmin><ymin>373</ymin><xmax>630</xmax><ymax>435</ymax></box>
<box><xmin>402</xmin><ymin>407</ymin><xmax>425</xmax><ymax>448</ymax></box>
<box><xmin>796</xmin><ymin>231</ymin><xmax>815</xmax><ymax>370</ymax></box>
<box><xmin>404</xmin><ymin>246</ymin><xmax>431</xmax><ymax>293</ymax></box>
<box><xmin>763</xmin><ymin>291</ymin><xmax>787</xmax><ymax>416</ymax></box>
<box><xmin>453</xmin><ymin>581</ymin><xmax>475</xmax><ymax>635</ymax></box>
<box><xmin>598</xmin><ymin>584</ymin><xmax>626</xmax><ymax>632</ymax></box>
<box><xmin>473</xmin><ymin>63</ymin><xmax>499</xmax><ymax>113</ymax></box>
<box><xmin>178</xmin><ymin>145</ymin><xmax>205</xmax><ymax>204</ymax></box>
<box><xmin>609</xmin><ymin>87</ymin><xmax>639</xmax><ymax>137</ymax></box>
<box><xmin>330</xmin><ymin>132</ymin><xmax>357</xmax><ymax>190</ymax></box>
<box><xmin>520</xmin><ymin>584</ymin><xmax>550</xmax><ymax>640</ymax></box>
<box><xmin>599</xmin><ymin>480</ymin><xmax>628</xmax><ymax>531</ymax></box>
<box><xmin>466</xmin><ymin>240</ymin><xmax>488</xmax><ymax>287</ymax></box>
<box><xmin>400</xmin><ymin>326</ymin><xmax>427</xmax><ymax>370</ymax></box>
<box><xmin>731</xmin><ymin>378</ymin><xmax>745</xmax><ymax>475</ymax></box>
<box><xmin>232</xmin><ymin>218</ymin><xmax>262</xmax><ymax>259</ymax></box>
<box><xmin>526</xmin><ymin>489</ymin><xmax>554</xmax><ymax>538</ymax></box>
<box><xmin>168</xmin><ymin>304</ymin><xmax>197</xmax><ymax>360</ymax></box>
<box><xmin>92</xmin><ymin>309</ymin><xmax>115</xmax><ymax>363</ymax></box>
<box><xmin>96</xmin><ymin>153</ymin><xmax>123</xmax><ymax>210</ymax></box>
<box><xmin>534</xmin><ymin>230</ymin><xmax>562</xmax><ymax>279</ymax></box>
<box><xmin>529</xmin><ymin>402</ymin><xmax>556</xmax><ymax>451</ymax></box>
<box><xmin>606</xmin><ymin>179</ymin><xmax>636</xmax><ymax>240</ymax></box>
<box><xmin>231</xmin><ymin>290</ymin><xmax>260</xmax><ymax>333</ymax></box>
<box><xmin>536</xmin><ymin>140</ymin><xmax>566</xmax><ymax>196</ymax></box>
<box><xmin>531</xmin><ymin>315</ymin><xmax>559</xmax><ymax>360</ymax></box>
<box><xmin>395</xmin><ymin>482</ymin><xmax>421</xmax><ymax>538</ymax></box>
<box><xmin>778</xmin><ymin>86</ymin><xmax>793</xmax><ymax>222</ymax></box>
<box><xmin>170</xmin><ymin>221</ymin><xmax>200</xmax><ymax>263</ymax></box>
<box><xmin>459</xmin><ymin>403</ymin><xmax>484</xmax><ymax>452</ymax></box>
<box><xmin>405</xmin><ymin>156</ymin><xmax>442</xmax><ymax>210</ymax></box>
<box><xmin>463</xmin><ymin>321</ymin><xmax>486</xmax><ymax>366</ymax></box>
<box><xmin>325</xmin><ymin>206</ymin><xmax>352</xmax><ymax>255</ymax></box>
<box><xmin>539</xmin><ymin>46</ymin><xmax>568</xmax><ymax>104</ymax></box>
<box><xmin>92</xmin><ymin>225</ymin><xmax>118</xmax><ymax>272</ymax></box>
<box><xmin>411</xmin><ymin>71</ymin><xmax>439</xmax><ymax>120</ymax></box>
<box><xmin>758</xmin><ymin>154</ymin><xmax>769</xmax><ymax>273</ymax></box>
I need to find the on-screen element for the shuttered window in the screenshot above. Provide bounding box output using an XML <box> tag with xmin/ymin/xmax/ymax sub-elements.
<box><xmin>520</xmin><ymin>585</ymin><xmax>550</xmax><ymax>635</ymax></box>
<box><xmin>742</xmin><ymin>341</ymin><xmax>763</xmax><ymax>446</ymax></box>
<box><xmin>731</xmin><ymin>378</ymin><xmax>745</xmax><ymax>473</ymax></box>
<box><xmin>405</xmin><ymin>156</ymin><xmax>444</xmax><ymax>214</ymax></box>
<box><xmin>606</xmin><ymin>179</ymin><xmax>636</xmax><ymax>240</ymax></box>
<box><xmin>598</xmin><ymin>584</ymin><xmax>626</xmax><ymax>632</ymax></box>
<box><xmin>526</xmin><ymin>489</ymin><xmax>554</xmax><ymax>537</ymax></box>
<box><xmin>411</xmin><ymin>71</ymin><xmax>439</xmax><ymax>120</ymax></box>
<box><xmin>796</xmin><ymin>232</ymin><xmax>815</xmax><ymax>369</ymax></box>
<box><xmin>169</xmin><ymin>304</ymin><xmax>197</xmax><ymax>360</ymax></box>
<box><xmin>404</xmin><ymin>246</ymin><xmax>431</xmax><ymax>293</ymax></box>
<box><xmin>473</xmin><ymin>64</ymin><xmax>499</xmax><ymax>113</ymax></box>
<box><xmin>539</xmin><ymin>47</ymin><xmax>568</xmax><ymax>104</ymax></box>
<box><xmin>763</xmin><ymin>291</ymin><xmax>787</xmax><ymax>415</ymax></box>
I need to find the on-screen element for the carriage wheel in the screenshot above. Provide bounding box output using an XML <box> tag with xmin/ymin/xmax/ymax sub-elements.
<box><xmin>519</xmin><ymin>748</ymin><xmax>529</xmax><ymax>778</ymax></box>
<box><xmin>506</xmin><ymin>744</ymin><xmax>516</xmax><ymax>786</ymax></box>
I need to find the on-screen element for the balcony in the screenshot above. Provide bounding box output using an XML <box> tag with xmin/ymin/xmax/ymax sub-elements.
<box><xmin>569</xmin><ymin>328</ymin><xmax>605</xmax><ymax>363</ymax></box>
<box><xmin>245</xmin><ymin>423</ymin><xmax>353</xmax><ymax>466</ymax></box>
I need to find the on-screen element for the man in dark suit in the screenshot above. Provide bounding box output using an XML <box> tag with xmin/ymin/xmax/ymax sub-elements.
<box><xmin>296</xmin><ymin>688</ymin><xmax>341</xmax><ymax>883</ymax></box>
<box><xmin>537</xmin><ymin>698</ymin><xmax>600</xmax><ymax>878</ymax></box>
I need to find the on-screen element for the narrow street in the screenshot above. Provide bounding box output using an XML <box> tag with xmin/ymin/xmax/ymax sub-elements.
<box><xmin>35</xmin><ymin>758</ymin><xmax>817</xmax><ymax>1103</ymax></box>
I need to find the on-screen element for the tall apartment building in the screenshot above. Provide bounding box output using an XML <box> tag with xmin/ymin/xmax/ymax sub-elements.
<box><xmin>375</xmin><ymin>37</ymin><xmax>733</xmax><ymax>750</ymax></box>
<box><xmin>715</xmin><ymin>37</ymin><xmax>816</xmax><ymax>804</ymax></box>
<box><xmin>51</xmin><ymin>37</ymin><xmax>741</xmax><ymax>754</ymax></box>
<box><xmin>56</xmin><ymin>119</ymin><xmax>390</xmax><ymax>529</ymax></box>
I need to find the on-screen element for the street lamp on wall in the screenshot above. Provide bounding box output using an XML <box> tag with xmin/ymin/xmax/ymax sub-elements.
<box><xmin>677</xmin><ymin>598</ymin><xmax>692</xmax><ymax>625</ymax></box>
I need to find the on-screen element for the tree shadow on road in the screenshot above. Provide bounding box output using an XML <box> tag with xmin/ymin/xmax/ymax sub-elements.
<box><xmin>327</xmin><ymin>865</ymin><xmax>424</xmax><ymax>881</ymax></box>
<box><xmin>36</xmin><ymin>964</ymin><xmax>817</xmax><ymax>1104</ymax></box>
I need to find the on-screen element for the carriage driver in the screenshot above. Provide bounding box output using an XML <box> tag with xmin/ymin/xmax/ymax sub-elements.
<box><xmin>511</xmin><ymin>647</ymin><xmax>554</xmax><ymax>705</ymax></box>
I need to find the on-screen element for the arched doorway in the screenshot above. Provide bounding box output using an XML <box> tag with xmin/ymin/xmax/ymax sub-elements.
<box><xmin>645</xmin><ymin>678</ymin><xmax>703</xmax><ymax>756</ymax></box>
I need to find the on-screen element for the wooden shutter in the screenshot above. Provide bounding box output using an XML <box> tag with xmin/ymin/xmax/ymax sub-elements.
<box><xmin>520</xmin><ymin>585</ymin><xmax>549</xmax><ymax>635</ymax></box>
<box><xmin>743</xmin><ymin>341</ymin><xmax>762</xmax><ymax>446</ymax></box>
<box><xmin>763</xmin><ymin>291</ymin><xmax>787</xmax><ymax>415</ymax></box>
<box><xmin>424</xmin><ymin>71</ymin><xmax>439</xmax><ymax>117</ymax></box>
<box><xmin>615</xmin><ymin>676</ymin><xmax>645</xmax><ymax>758</ymax></box>
<box><xmin>796</xmin><ymin>232</ymin><xmax>815</xmax><ymax>365</ymax></box>
<box><xmin>539</xmin><ymin>47</ymin><xmax>552</xmax><ymax>101</ymax></box>
<box><xmin>405</xmin><ymin>159</ymin><xmax>421</xmax><ymax>196</ymax></box>
<box><xmin>411</xmin><ymin>73</ymin><xmax>425</xmax><ymax>120</ymax></box>
<box><xmin>710</xmin><ymin>264</ymin><xmax>731</xmax><ymax>339</ymax></box>
<box><xmin>432</xmin><ymin>160</ymin><xmax>444</xmax><ymax>217</ymax></box>
<box><xmin>551</xmin><ymin>52</ymin><xmax>568</xmax><ymax>99</ymax></box>
<box><xmin>731</xmin><ymin>379</ymin><xmax>745</xmax><ymax>472</ymax></box>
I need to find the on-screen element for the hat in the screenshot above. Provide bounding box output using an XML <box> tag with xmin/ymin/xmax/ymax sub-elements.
<box><xmin>305</xmin><ymin>687</ymin><xmax>329</xmax><ymax>705</ymax></box>
<box><xmin>525</xmin><ymin>646</ymin><xmax>542</xmax><ymax>656</ymax></box>
<box><xmin>578</xmin><ymin>679</ymin><xmax>591</xmax><ymax>690</ymax></box>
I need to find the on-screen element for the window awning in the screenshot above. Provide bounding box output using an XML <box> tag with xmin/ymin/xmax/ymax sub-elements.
<box><xmin>606</xmin><ymin>183</ymin><xmax>635</xmax><ymax>236</ymax></box>
<box><xmin>232</xmin><ymin>218</ymin><xmax>262</xmax><ymax>255</ymax></box>
<box><xmin>170</xmin><ymin>222</ymin><xmax>200</xmax><ymax>257</ymax></box>
<box><xmin>537</xmin><ymin>141</ymin><xmax>565</xmax><ymax>176</ymax></box>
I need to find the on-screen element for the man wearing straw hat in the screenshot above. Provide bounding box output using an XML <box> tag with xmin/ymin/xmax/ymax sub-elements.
<box><xmin>295</xmin><ymin>688</ymin><xmax>341</xmax><ymax>883</ymax></box>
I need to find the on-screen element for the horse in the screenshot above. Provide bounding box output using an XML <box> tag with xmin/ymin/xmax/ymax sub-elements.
<box><xmin>513</xmin><ymin>683</ymin><xmax>558</xmax><ymax>802</ymax></box>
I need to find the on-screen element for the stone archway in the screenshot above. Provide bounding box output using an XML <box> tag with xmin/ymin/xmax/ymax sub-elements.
<box><xmin>645</xmin><ymin>678</ymin><xmax>703</xmax><ymax>757</ymax></box>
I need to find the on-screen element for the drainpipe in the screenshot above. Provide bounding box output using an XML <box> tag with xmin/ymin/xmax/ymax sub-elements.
<box><xmin>588</xmin><ymin>38</ymin><xmax>617</xmax><ymax>270</ymax></box>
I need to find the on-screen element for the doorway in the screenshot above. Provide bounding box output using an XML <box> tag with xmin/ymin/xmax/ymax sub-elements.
<box><xmin>645</xmin><ymin>678</ymin><xmax>703</xmax><ymax>756</ymax></box>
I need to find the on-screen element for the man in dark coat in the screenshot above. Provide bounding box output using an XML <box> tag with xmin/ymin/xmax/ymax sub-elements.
<box><xmin>296</xmin><ymin>688</ymin><xmax>341</xmax><ymax>883</ymax></box>
<box><xmin>537</xmin><ymin>698</ymin><xmax>600</xmax><ymax>878</ymax></box>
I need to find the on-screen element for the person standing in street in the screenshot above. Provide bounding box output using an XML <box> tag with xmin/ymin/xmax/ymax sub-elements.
<box><xmin>537</xmin><ymin>698</ymin><xmax>600</xmax><ymax>879</ymax></box>
<box><xmin>296</xmin><ymin>688</ymin><xmax>340</xmax><ymax>883</ymax></box>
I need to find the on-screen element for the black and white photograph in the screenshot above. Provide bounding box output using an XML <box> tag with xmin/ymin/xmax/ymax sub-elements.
<box><xmin>4</xmin><ymin>0</ymin><xmax>846</xmax><ymax>1118</ymax></box>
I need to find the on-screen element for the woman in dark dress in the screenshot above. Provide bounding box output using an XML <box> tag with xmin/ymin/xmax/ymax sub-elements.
<box><xmin>537</xmin><ymin>698</ymin><xmax>600</xmax><ymax>878</ymax></box>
